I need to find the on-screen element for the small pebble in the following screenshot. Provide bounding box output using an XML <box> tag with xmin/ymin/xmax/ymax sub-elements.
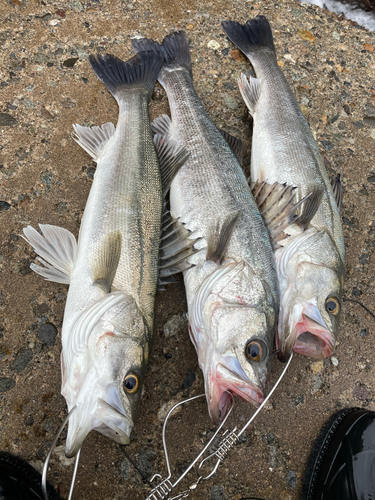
<box><xmin>311</xmin><ymin>360</ymin><xmax>324</xmax><ymax>373</ymax></box>
<box><xmin>207</xmin><ymin>40</ymin><xmax>221</xmax><ymax>51</ymax></box>
<box><xmin>287</xmin><ymin>470</ymin><xmax>297</xmax><ymax>488</ymax></box>
<box><xmin>38</xmin><ymin>323</ymin><xmax>57</xmax><ymax>346</ymax></box>
<box><xmin>211</xmin><ymin>484</ymin><xmax>226</xmax><ymax>500</ymax></box>
<box><xmin>331</xmin><ymin>356</ymin><xmax>339</xmax><ymax>366</ymax></box>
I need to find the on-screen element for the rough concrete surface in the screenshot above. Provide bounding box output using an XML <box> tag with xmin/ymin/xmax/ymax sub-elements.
<box><xmin>0</xmin><ymin>0</ymin><xmax>375</xmax><ymax>499</ymax></box>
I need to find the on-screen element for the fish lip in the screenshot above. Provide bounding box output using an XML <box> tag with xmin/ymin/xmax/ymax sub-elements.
<box><xmin>208</xmin><ymin>363</ymin><xmax>264</xmax><ymax>424</ymax></box>
<box><xmin>65</xmin><ymin>399</ymin><xmax>134</xmax><ymax>458</ymax></box>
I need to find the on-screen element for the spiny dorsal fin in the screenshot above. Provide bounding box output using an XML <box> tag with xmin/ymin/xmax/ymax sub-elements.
<box><xmin>330</xmin><ymin>173</ymin><xmax>343</xmax><ymax>214</ymax></box>
<box><xmin>152</xmin><ymin>114</ymin><xmax>172</xmax><ymax>136</ymax></box>
<box><xmin>91</xmin><ymin>230</ymin><xmax>122</xmax><ymax>292</ymax></box>
<box><xmin>218</xmin><ymin>129</ymin><xmax>243</xmax><ymax>164</ymax></box>
<box><xmin>158</xmin><ymin>208</ymin><xmax>201</xmax><ymax>287</ymax></box>
<box><xmin>153</xmin><ymin>134</ymin><xmax>189</xmax><ymax>196</ymax></box>
<box><xmin>251</xmin><ymin>181</ymin><xmax>311</xmax><ymax>249</ymax></box>
<box><xmin>22</xmin><ymin>224</ymin><xmax>77</xmax><ymax>284</ymax></box>
<box><xmin>238</xmin><ymin>73</ymin><xmax>261</xmax><ymax>116</ymax></box>
<box><xmin>206</xmin><ymin>212</ymin><xmax>240</xmax><ymax>264</ymax></box>
<box><xmin>72</xmin><ymin>122</ymin><xmax>115</xmax><ymax>162</ymax></box>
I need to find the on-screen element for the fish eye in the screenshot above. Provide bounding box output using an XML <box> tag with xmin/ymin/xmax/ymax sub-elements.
<box><xmin>123</xmin><ymin>373</ymin><xmax>139</xmax><ymax>394</ymax></box>
<box><xmin>325</xmin><ymin>297</ymin><xmax>340</xmax><ymax>315</ymax></box>
<box><xmin>245</xmin><ymin>339</ymin><xmax>266</xmax><ymax>362</ymax></box>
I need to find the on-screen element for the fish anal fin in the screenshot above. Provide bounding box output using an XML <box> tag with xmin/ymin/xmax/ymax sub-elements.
<box><xmin>238</xmin><ymin>73</ymin><xmax>261</xmax><ymax>116</ymax></box>
<box><xmin>151</xmin><ymin>114</ymin><xmax>172</xmax><ymax>136</ymax></box>
<box><xmin>330</xmin><ymin>173</ymin><xmax>343</xmax><ymax>214</ymax></box>
<box><xmin>206</xmin><ymin>212</ymin><xmax>240</xmax><ymax>264</ymax></box>
<box><xmin>153</xmin><ymin>134</ymin><xmax>189</xmax><ymax>196</ymax></box>
<box><xmin>22</xmin><ymin>224</ymin><xmax>77</xmax><ymax>284</ymax></box>
<box><xmin>72</xmin><ymin>122</ymin><xmax>115</xmax><ymax>162</ymax></box>
<box><xmin>91</xmin><ymin>230</ymin><xmax>122</xmax><ymax>292</ymax></box>
<box><xmin>218</xmin><ymin>129</ymin><xmax>243</xmax><ymax>165</ymax></box>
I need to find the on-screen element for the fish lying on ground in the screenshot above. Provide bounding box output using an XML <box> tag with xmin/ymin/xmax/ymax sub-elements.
<box><xmin>23</xmin><ymin>48</ymin><xmax>189</xmax><ymax>457</ymax></box>
<box><xmin>222</xmin><ymin>16</ymin><xmax>345</xmax><ymax>361</ymax></box>
<box><xmin>131</xmin><ymin>32</ymin><xmax>298</xmax><ymax>424</ymax></box>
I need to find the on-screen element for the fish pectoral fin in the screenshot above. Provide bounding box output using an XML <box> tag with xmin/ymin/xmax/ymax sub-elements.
<box><xmin>206</xmin><ymin>212</ymin><xmax>240</xmax><ymax>264</ymax></box>
<box><xmin>218</xmin><ymin>129</ymin><xmax>243</xmax><ymax>165</ymax></box>
<box><xmin>151</xmin><ymin>114</ymin><xmax>172</xmax><ymax>136</ymax></box>
<box><xmin>238</xmin><ymin>73</ymin><xmax>261</xmax><ymax>116</ymax></box>
<box><xmin>91</xmin><ymin>230</ymin><xmax>122</xmax><ymax>292</ymax></box>
<box><xmin>22</xmin><ymin>224</ymin><xmax>77</xmax><ymax>284</ymax></box>
<box><xmin>251</xmin><ymin>181</ymin><xmax>311</xmax><ymax>249</ymax></box>
<box><xmin>72</xmin><ymin>122</ymin><xmax>115</xmax><ymax>162</ymax></box>
<box><xmin>330</xmin><ymin>173</ymin><xmax>343</xmax><ymax>214</ymax></box>
<box><xmin>153</xmin><ymin>134</ymin><xmax>189</xmax><ymax>196</ymax></box>
<box><xmin>296</xmin><ymin>188</ymin><xmax>324</xmax><ymax>228</ymax></box>
<box><xmin>158</xmin><ymin>210</ymin><xmax>201</xmax><ymax>287</ymax></box>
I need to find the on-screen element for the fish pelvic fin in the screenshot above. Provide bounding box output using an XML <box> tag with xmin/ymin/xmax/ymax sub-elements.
<box><xmin>330</xmin><ymin>173</ymin><xmax>343</xmax><ymax>214</ymax></box>
<box><xmin>222</xmin><ymin>16</ymin><xmax>276</xmax><ymax>61</ymax></box>
<box><xmin>72</xmin><ymin>122</ymin><xmax>115</xmax><ymax>162</ymax></box>
<box><xmin>153</xmin><ymin>134</ymin><xmax>189</xmax><ymax>197</ymax></box>
<box><xmin>238</xmin><ymin>73</ymin><xmax>261</xmax><ymax>116</ymax></box>
<box><xmin>206</xmin><ymin>212</ymin><xmax>240</xmax><ymax>264</ymax></box>
<box><xmin>91</xmin><ymin>230</ymin><xmax>122</xmax><ymax>292</ymax></box>
<box><xmin>89</xmin><ymin>50</ymin><xmax>164</xmax><ymax>100</ymax></box>
<box><xmin>218</xmin><ymin>129</ymin><xmax>243</xmax><ymax>164</ymax></box>
<box><xmin>297</xmin><ymin>188</ymin><xmax>324</xmax><ymax>228</ymax></box>
<box><xmin>22</xmin><ymin>224</ymin><xmax>77</xmax><ymax>284</ymax></box>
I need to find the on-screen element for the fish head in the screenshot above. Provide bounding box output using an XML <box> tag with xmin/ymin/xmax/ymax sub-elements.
<box><xmin>276</xmin><ymin>229</ymin><xmax>344</xmax><ymax>361</ymax></box>
<box><xmin>190</xmin><ymin>262</ymin><xmax>277</xmax><ymax>424</ymax></box>
<box><xmin>64</xmin><ymin>294</ymin><xmax>148</xmax><ymax>457</ymax></box>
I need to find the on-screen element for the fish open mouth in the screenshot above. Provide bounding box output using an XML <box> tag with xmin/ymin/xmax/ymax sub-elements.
<box><xmin>279</xmin><ymin>306</ymin><xmax>335</xmax><ymax>361</ymax></box>
<box><xmin>208</xmin><ymin>363</ymin><xmax>264</xmax><ymax>424</ymax></box>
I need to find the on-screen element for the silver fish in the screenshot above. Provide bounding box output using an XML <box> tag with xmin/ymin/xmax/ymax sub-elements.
<box><xmin>132</xmin><ymin>33</ymin><xmax>282</xmax><ymax>424</ymax></box>
<box><xmin>23</xmin><ymin>49</ymin><xmax>187</xmax><ymax>457</ymax></box>
<box><xmin>223</xmin><ymin>16</ymin><xmax>345</xmax><ymax>361</ymax></box>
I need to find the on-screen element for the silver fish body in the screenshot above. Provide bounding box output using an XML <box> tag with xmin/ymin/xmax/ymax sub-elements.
<box><xmin>133</xmin><ymin>33</ymin><xmax>279</xmax><ymax>424</ymax></box>
<box><xmin>23</xmin><ymin>50</ymin><xmax>165</xmax><ymax>457</ymax></box>
<box><xmin>223</xmin><ymin>16</ymin><xmax>345</xmax><ymax>360</ymax></box>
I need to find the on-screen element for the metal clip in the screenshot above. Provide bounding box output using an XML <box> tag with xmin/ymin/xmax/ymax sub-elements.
<box><xmin>42</xmin><ymin>406</ymin><xmax>80</xmax><ymax>500</ymax></box>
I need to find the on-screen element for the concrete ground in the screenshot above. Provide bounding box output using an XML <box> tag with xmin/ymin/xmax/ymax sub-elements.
<box><xmin>1</xmin><ymin>0</ymin><xmax>375</xmax><ymax>498</ymax></box>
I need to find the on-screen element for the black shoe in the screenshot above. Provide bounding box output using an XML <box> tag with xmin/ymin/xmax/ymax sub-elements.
<box><xmin>302</xmin><ymin>407</ymin><xmax>375</xmax><ymax>500</ymax></box>
<box><xmin>0</xmin><ymin>452</ymin><xmax>62</xmax><ymax>500</ymax></box>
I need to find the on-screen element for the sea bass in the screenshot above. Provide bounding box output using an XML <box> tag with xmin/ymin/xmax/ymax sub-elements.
<box><xmin>222</xmin><ymin>16</ymin><xmax>345</xmax><ymax>360</ymax></box>
<box><xmin>132</xmin><ymin>32</ymin><xmax>284</xmax><ymax>424</ymax></box>
<box><xmin>23</xmin><ymin>49</ymin><xmax>187</xmax><ymax>457</ymax></box>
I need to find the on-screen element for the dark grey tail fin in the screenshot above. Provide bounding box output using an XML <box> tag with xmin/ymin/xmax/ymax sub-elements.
<box><xmin>89</xmin><ymin>50</ymin><xmax>164</xmax><ymax>100</ymax></box>
<box><xmin>222</xmin><ymin>16</ymin><xmax>276</xmax><ymax>59</ymax></box>
<box><xmin>132</xmin><ymin>32</ymin><xmax>192</xmax><ymax>82</ymax></box>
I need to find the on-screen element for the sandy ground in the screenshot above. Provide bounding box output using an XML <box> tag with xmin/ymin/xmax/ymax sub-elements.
<box><xmin>1</xmin><ymin>0</ymin><xmax>375</xmax><ymax>499</ymax></box>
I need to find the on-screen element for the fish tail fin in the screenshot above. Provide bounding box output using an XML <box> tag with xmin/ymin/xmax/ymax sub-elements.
<box><xmin>89</xmin><ymin>50</ymin><xmax>164</xmax><ymax>101</ymax></box>
<box><xmin>132</xmin><ymin>32</ymin><xmax>192</xmax><ymax>83</ymax></box>
<box><xmin>222</xmin><ymin>16</ymin><xmax>276</xmax><ymax>61</ymax></box>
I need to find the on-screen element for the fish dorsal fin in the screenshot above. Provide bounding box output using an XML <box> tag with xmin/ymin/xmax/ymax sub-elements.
<box><xmin>330</xmin><ymin>173</ymin><xmax>343</xmax><ymax>214</ymax></box>
<box><xmin>206</xmin><ymin>212</ymin><xmax>240</xmax><ymax>264</ymax></box>
<box><xmin>251</xmin><ymin>181</ymin><xmax>312</xmax><ymax>249</ymax></box>
<box><xmin>71</xmin><ymin>291</ymin><xmax>129</xmax><ymax>356</ymax></box>
<box><xmin>72</xmin><ymin>122</ymin><xmax>115</xmax><ymax>162</ymax></box>
<box><xmin>22</xmin><ymin>224</ymin><xmax>77</xmax><ymax>284</ymax></box>
<box><xmin>91</xmin><ymin>230</ymin><xmax>122</xmax><ymax>292</ymax></box>
<box><xmin>158</xmin><ymin>208</ymin><xmax>201</xmax><ymax>289</ymax></box>
<box><xmin>238</xmin><ymin>73</ymin><xmax>261</xmax><ymax>116</ymax></box>
<box><xmin>153</xmin><ymin>134</ymin><xmax>189</xmax><ymax>196</ymax></box>
<box><xmin>218</xmin><ymin>129</ymin><xmax>243</xmax><ymax>165</ymax></box>
<box><xmin>152</xmin><ymin>114</ymin><xmax>172</xmax><ymax>136</ymax></box>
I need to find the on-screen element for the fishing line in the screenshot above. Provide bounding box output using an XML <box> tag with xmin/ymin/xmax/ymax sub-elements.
<box><xmin>343</xmin><ymin>297</ymin><xmax>375</xmax><ymax>321</ymax></box>
<box><xmin>119</xmin><ymin>445</ymin><xmax>153</xmax><ymax>488</ymax></box>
